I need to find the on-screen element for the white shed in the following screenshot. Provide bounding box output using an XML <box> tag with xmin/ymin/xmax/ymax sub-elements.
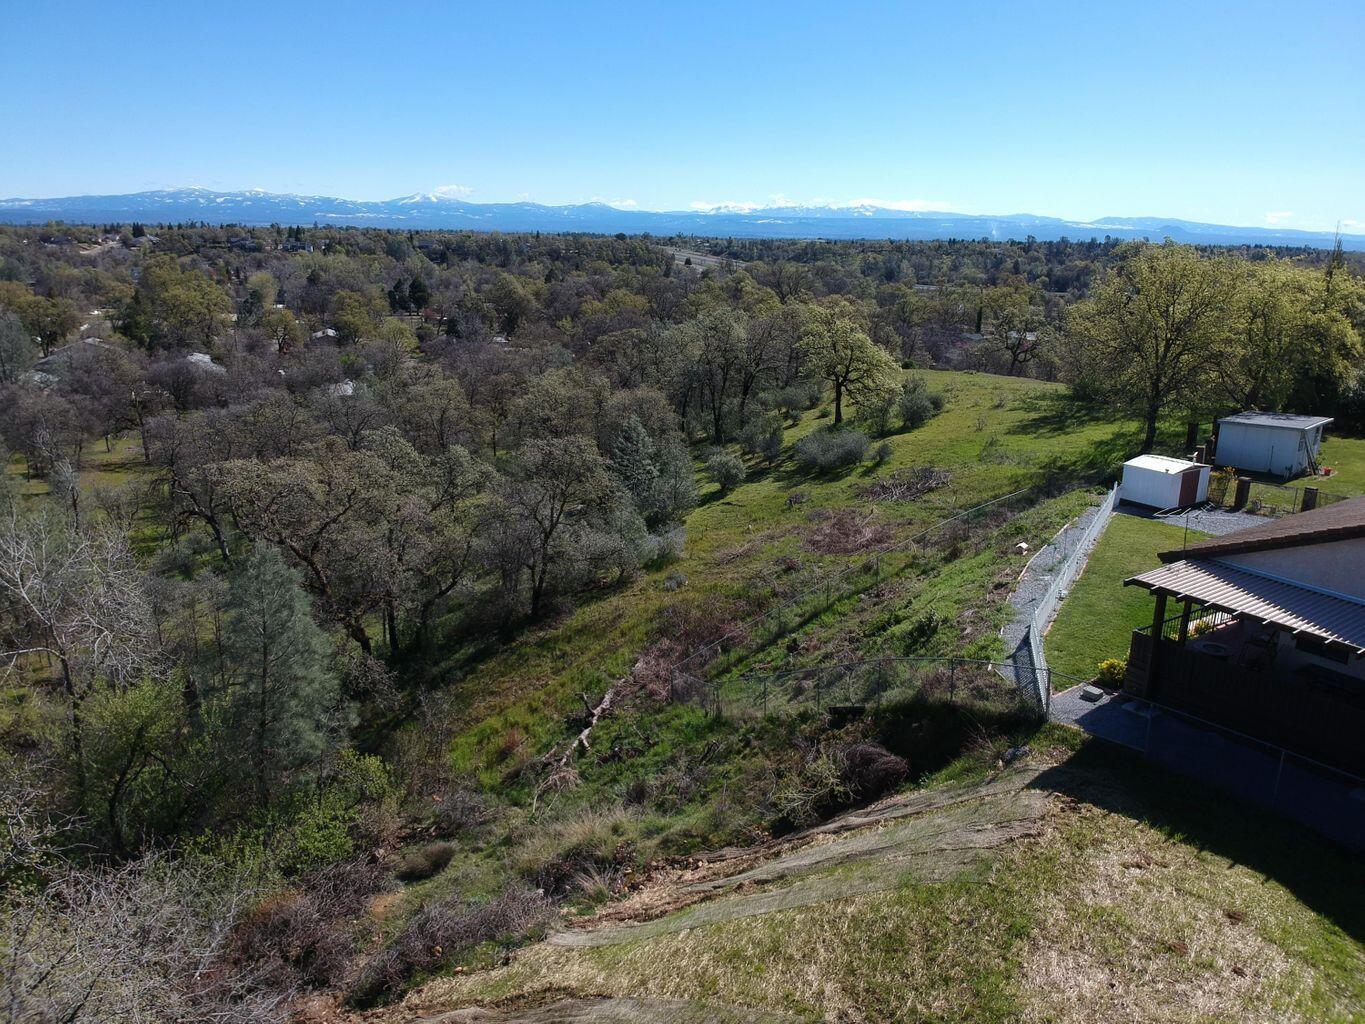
<box><xmin>1120</xmin><ymin>455</ymin><xmax>1211</xmax><ymax>510</ymax></box>
<box><xmin>1213</xmin><ymin>412</ymin><xmax>1331</xmax><ymax>480</ymax></box>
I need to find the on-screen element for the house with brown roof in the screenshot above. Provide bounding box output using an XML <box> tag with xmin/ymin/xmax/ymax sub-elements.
<box><xmin>1122</xmin><ymin>497</ymin><xmax>1365</xmax><ymax>775</ymax></box>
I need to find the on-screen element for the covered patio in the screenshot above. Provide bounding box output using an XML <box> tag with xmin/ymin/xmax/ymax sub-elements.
<box><xmin>1122</xmin><ymin>559</ymin><xmax>1365</xmax><ymax>775</ymax></box>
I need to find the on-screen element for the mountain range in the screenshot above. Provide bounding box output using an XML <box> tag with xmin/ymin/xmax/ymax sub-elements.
<box><xmin>2</xmin><ymin>187</ymin><xmax>1361</xmax><ymax>249</ymax></box>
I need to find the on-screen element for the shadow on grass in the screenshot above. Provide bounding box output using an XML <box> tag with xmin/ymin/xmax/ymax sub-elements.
<box><xmin>1029</xmin><ymin>739</ymin><xmax>1365</xmax><ymax>944</ymax></box>
<box><xmin>1007</xmin><ymin>392</ymin><xmax>1120</xmax><ymax>436</ymax></box>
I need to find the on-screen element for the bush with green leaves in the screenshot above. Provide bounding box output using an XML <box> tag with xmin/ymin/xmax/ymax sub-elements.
<box><xmin>1096</xmin><ymin>658</ymin><xmax>1126</xmax><ymax>686</ymax></box>
<box><xmin>706</xmin><ymin>450</ymin><xmax>746</xmax><ymax>492</ymax></box>
<box><xmin>898</xmin><ymin>376</ymin><xmax>944</xmax><ymax>429</ymax></box>
<box><xmin>793</xmin><ymin>428</ymin><xmax>870</xmax><ymax>473</ymax></box>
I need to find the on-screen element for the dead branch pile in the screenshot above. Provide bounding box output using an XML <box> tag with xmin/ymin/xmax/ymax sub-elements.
<box><xmin>805</xmin><ymin>509</ymin><xmax>894</xmax><ymax>555</ymax></box>
<box><xmin>861</xmin><ymin>466</ymin><xmax>952</xmax><ymax>503</ymax></box>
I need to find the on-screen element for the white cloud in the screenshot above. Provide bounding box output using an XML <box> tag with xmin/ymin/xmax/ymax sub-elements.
<box><xmin>591</xmin><ymin>196</ymin><xmax>639</xmax><ymax>208</ymax></box>
<box><xmin>1341</xmin><ymin>219</ymin><xmax>1360</xmax><ymax>228</ymax></box>
<box><xmin>1264</xmin><ymin>210</ymin><xmax>1294</xmax><ymax>225</ymax></box>
<box><xmin>432</xmin><ymin>183</ymin><xmax>473</xmax><ymax>198</ymax></box>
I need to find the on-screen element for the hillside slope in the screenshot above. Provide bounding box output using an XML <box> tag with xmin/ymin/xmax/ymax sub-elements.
<box><xmin>376</xmin><ymin>735</ymin><xmax>1365</xmax><ymax>1024</ymax></box>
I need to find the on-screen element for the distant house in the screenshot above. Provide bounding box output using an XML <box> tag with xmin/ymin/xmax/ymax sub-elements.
<box><xmin>312</xmin><ymin>327</ymin><xmax>338</xmax><ymax>341</ymax></box>
<box><xmin>1123</xmin><ymin>497</ymin><xmax>1365</xmax><ymax>775</ymax></box>
<box><xmin>1213</xmin><ymin>412</ymin><xmax>1331</xmax><ymax>480</ymax></box>
<box><xmin>32</xmin><ymin>337</ymin><xmax>119</xmax><ymax>374</ymax></box>
<box><xmin>184</xmin><ymin>351</ymin><xmax>227</xmax><ymax>374</ymax></box>
<box><xmin>1119</xmin><ymin>455</ymin><xmax>1210</xmax><ymax>510</ymax></box>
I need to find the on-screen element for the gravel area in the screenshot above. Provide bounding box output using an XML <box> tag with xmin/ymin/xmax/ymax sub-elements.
<box><xmin>1001</xmin><ymin>501</ymin><xmax>1107</xmax><ymax>657</ymax></box>
<box><xmin>1114</xmin><ymin>503</ymin><xmax>1267</xmax><ymax>537</ymax></box>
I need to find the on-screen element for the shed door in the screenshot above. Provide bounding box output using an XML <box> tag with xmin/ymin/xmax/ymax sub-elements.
<box><xmin>1178</xmin><ymin>468</ymin><xmax>1199</xmax><ymax>506</ymax></box>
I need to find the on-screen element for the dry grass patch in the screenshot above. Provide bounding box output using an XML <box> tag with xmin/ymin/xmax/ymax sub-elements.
<box><xmin>380</xmin><ymin>751</ymin><xmax>1364</xmax><ymax>1024</ymax></box>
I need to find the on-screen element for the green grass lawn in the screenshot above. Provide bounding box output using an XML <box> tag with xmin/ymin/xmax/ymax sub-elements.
<box><xmin>1044</xmin><ymin>513</ymin><xmax>1208</xmax><ymax>684</ymax></box>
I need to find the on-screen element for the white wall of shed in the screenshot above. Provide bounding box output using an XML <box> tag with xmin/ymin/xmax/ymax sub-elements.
<box><xmin>1120</xmin><ymin>464</ymin><xmax>1186</xmax><ymax>508</ymax></box>
<box><xmin>1214</xmin><ymin>422</ymin><xmax>1310</xmax><ymax>478</ymax></box>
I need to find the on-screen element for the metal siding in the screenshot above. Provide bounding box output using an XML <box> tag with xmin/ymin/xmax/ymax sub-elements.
<box><xmin>1214</xmin><ymin>423</ymin><xmax>1309</xmax><ymax>477</ymax></box>
<box><xmin>1121</xmin><ymin>463</ymin><xmax>1184</xmax><ymax>508</ymax></box>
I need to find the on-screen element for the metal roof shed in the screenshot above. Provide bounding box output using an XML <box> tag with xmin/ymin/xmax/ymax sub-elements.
<box><xmin>1120</xmin><ymin>454</ymin><xmax>1210</xmax><ymax>510</ymax></box>
<box><xmin>1214</xmin><ymin>412</ymin><xmax>1332</xmax><ymax>479</ymax></box>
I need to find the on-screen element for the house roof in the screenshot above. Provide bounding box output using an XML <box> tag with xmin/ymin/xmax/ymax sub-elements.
<box><xmin>1124</xmin><ymin>454</ymin><xmax>1203</xmax><ymax>475</ymax></box>
<box><xmin>1126</xmin><ymin>559</ymin><xmax>1365</xmax><ymax>653</ymax></box>
<box><xmin>1159</xmin><ymin>496</ymin><xmax>1365</xmax><ymax>563</ymax></box>
<box><xmin>1218</xmin><ymin>411</ymin><xmax>1333</xmax><ymax>431</ymax></box>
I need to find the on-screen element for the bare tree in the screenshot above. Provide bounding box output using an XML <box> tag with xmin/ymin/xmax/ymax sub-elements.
<box><xmin>1</xmin><ymin>854</ymin><xmax>283</xmax><ymax>1024</ymax></box>
<box><xmin>0</xmin><ymin>510</ymin><xmax>158</xmax><ymax>796</ymax></box>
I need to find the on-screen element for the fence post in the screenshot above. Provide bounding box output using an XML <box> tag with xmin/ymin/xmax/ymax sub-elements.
<box><xmin>950</xmin><ymin>659</ymin><xmax>957</xmax><ymax>699</ymax></box>
<box><xmin>763</xmin><ymin>674</ymin><xmax>768</xmax><ymax>716</ymax></box>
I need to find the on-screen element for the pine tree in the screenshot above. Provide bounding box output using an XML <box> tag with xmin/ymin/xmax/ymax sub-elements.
<box><xmin>610</xmin><ymin>416</ymin><xmax>657</xmax><ymax>512</ymax></box>
<box><xmin>408</xmin><ymin>276</ymin><xmax>431</xmax><ymax>311</ymax></box>
<box><xmin>205</xmin><ymin>544</ymin><xmax>340</xmax><ymax>809</ymax></box>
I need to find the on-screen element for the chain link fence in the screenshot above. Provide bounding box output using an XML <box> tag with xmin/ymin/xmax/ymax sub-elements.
<box><xmin>1014</xmin><ymin>484</ymin><xmax>1119</xmax><ymax>712</ymax></box>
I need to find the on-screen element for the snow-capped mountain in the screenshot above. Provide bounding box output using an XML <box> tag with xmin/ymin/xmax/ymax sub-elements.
<box><xmin>0</xmin><ymin>187</ymin><xmax>1359</xmax><ymax>249</ymax></box>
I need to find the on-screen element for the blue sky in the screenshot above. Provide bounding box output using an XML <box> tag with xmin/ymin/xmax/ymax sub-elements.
<box><xmin>4</xmin><ymin>1</ymin><xmax>1363</xmax><ymax>231</ymax></box>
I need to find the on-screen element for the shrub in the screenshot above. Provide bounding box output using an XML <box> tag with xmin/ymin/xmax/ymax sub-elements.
<box><xmin>856</xmin><ymin>393</ymin><xmax>897</xmax><ymax>436</ymax></box>
<box><xmin>643</xmin><ymin>526</ymin><xmax>685</xmax><ymax>566</ymax></box>
<box><xmin>758</xmin><ymin>427</ymin><xmax>785</xmax><ymax>466</ymax></box>
<box><xmin>512</xmin><ymin>805</ymin><xmax>638</xmax><ymax>896</ymax></box>
<box><xmin>737</xmin><ymin>412</ymin><xmax>783</xmax><ymax>457</ymax></box>
<box><xmin>347</xmin><ymin>886</ymin><xmax>551</xmax><ymax>1006</ymax></box>
<box><xmin>227</xmin><ymin>859</ymin><xmax>390</xmax><ymax>995</ymax></box>
<box><xmin>429</xmin><ymin>789</ymin><xmax>489</xmax><ymax>836</ymax></box>
<box><xmin>871</xmin><ymin>441</ymin><xmax>892</xmax><ymax>466</ymax></box>
<box><xmin>899</xmin><ymin>376</ymin><xmax>945</xmax><ymax>429</ymax></box>
<box><xmin>837</xmin><ymin>742</ymin><xmax>909</xmax><ymax>801</ymax></box>
<box><xmin>393</xmin><ymin>840</ymin><xmax>457</xmax><ymax>882</ymax></box>
<box><xmin>771</xmin><ymin>381</ymin><xmax>823</xmax><ymax>418</ymax></box>
<box><xmin>793</xmin><ymin>429</ymin><xmax>870</xmax><ymax>473</ymax></box>
<box><xmin>770</xmin><ymin>752</ymin><xmax>849</xmax><ymax>833</ymax></box>
<box><xmin>230</xmin><ymin>892</ymin><xmax>354</xmax><ymax>991</ymax></box>
<box><xmin>899</xmin><ymin>387</ymin><xmax>934</xmax><ymax>429</ymax></box>
<box><xmin>1096</xmin><ymin>658</ymin><xmax>1126</xmax><ymax>686</ymax></box>
<box><xmin>706</xmin><ymin>450</ymin><xmax>746</xmax><ymax>492</ymax></box>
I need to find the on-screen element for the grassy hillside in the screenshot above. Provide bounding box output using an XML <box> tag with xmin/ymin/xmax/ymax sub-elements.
<box><xmin>435</xmin><ymin>371</ymin><xmax>1149</xmax><ymax>786</ymax></box>
<box><xmin>386</xmin><ymin>732</ymin><xmax>1365</xmax><ymax>1024</ymax></box>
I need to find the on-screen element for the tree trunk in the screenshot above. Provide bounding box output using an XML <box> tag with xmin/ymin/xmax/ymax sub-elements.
<box><xmin>385</xmin><ymin>600</ymin><xmax>399</xmax><ymax>658</ymax></box>
<box><xmin>347</xmin><ymin>620</ymin><xmax>373</xmax><ymax>656</ymax></box>
<box><xmin>833</xmin><ymin>380</ymin><xmax>844</xmax><ymax>425</ymax></box>
<box><xmin>1141</xmin><ymin>400</ymin><xmax>1160</xmax><ymax>453</ymax></box>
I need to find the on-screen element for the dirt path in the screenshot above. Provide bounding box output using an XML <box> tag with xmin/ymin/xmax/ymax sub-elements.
<box><xmin>407</xmin><ymin>996</ymin><xmax>806</xmax><ymax>1023</ymax></box>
